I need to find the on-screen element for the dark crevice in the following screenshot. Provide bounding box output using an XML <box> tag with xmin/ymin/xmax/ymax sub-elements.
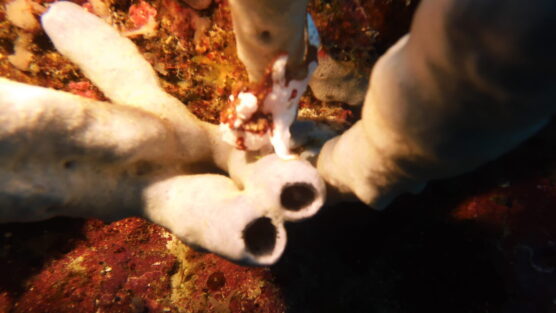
<box><xmin>259</xmin><ymin>30</ymin><xmax>271</xmax><ymax>43</ymax></box>
<box><xmin>243</xmin><ymin>217</ymin><xmax>277</xmax><ymax>256</ymax></box>
<box><xmin>62</xmin><ymin>160</ymin><xmax>77</xmax><ymax>170</ymax></box>
<box><xmin>280</xmin><ymin>183</ymin><xmax>317</xmax><ymax>211</ymax></box>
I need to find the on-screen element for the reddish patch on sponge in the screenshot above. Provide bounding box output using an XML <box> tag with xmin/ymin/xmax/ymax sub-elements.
<box><xmin>235</xmin><ymin>136</ymin><xmax>247</xmax><ymax>150</ymax></box>
<box><xmin>67</xmin><ymin>81</ymin><xmax>105</xmax><ymax>100</ymax></box>
<box><xmin>289</xmin><ymin>89</ymin><xmax>298</xmax><ymax>101</ymax></box>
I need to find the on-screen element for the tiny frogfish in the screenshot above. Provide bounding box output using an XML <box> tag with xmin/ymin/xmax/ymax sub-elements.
<box><xmin>219</xmin><ymin>14</ymin><xmax>320</xmax><ymax>160</ymax></box>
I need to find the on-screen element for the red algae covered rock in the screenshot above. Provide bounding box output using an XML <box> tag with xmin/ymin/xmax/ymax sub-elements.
<box><xmin>173</xmin><ymin>253</ymin><xmax>285</xmax><ymax>313</ymax></box>
<box><xmin>14</xmin><ymin>218</ymin><xmax>175</xmax><ymax>312</ymax></box>
<box><xmin>452</xmin><ymin>176</ymin><xmax>556</xmax><ymax>313</ymax></box>
<box><xmin>0</xmin><ymin>218</ymin><xmax>285</xmax><ymax>313</ymax></box>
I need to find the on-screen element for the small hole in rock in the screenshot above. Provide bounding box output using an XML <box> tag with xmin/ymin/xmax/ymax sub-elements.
<box><xmin>112</xmin><ymin>0</ymin><xmax>132</xmax><ymax>11</ymax></box>
<box><xmin>133</xmin><ymin>160</ymin><xmax>154</xmax><ymax>176</ymax></box>
<box><xmin>0</xmin><ymin>38</ymin><xmax>14</xmax><ymax>55</ymax></box>
<box><xmin>242</xmin><ymin>217</ymin><xmax>276</xmax><ymax>256</ymax></box>
<box><xmin>280</xmin><ymin>183</ymin><xmax>317</xmax><ymax>211</ymax></box>
<box><xmin>207</xmin><ymin>271</ymin><xmax>226</xmax><ymax>291</ymax></box>
<box><xmin>33</xmin><ymin>32</ymin><xmax>55</xmax><ymax>53</ymax></box>
<box><xmin>259</xmin><ymin>30</ymin><xmax>271</xmax><ymax>43</ymax></box>
<box><xmin>62</xmin><ymin>160</ymin><xmax>77</xmax><ymax>169</ymax></box>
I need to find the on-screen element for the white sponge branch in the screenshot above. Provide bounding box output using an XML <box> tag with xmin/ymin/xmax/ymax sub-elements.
<box><xmin>317</xmin><ymin>0</ymin><xmax>556</xmax><ymax>209</ymax></box>
<box><xmin>143</xmin><ymin>174</ymin><xmax>288</xmax><ymax>265</ymax></box>
<box><xmin>41</xmin><ymin>1</ymin><xmax>211</xmax><ymax>164</ymax></box>
<box><xmin>0</xmin><ymin>78</ymin><xmax>182</xmax><ymax>220</ymax></box>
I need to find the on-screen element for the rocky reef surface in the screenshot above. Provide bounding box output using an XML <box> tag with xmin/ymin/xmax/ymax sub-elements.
<box><xmin>1</xmin><ymin>0</ymin><xmax>554</xmax><ymax>312</ymax></box>
<box><xmin>0</xmin><ymin>218</ymin><xmax>284</xmax><ymax>312</ymax></box>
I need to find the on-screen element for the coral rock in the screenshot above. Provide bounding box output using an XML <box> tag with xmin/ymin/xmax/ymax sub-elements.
<box><xmin>0</xmin><ymin>217</ymin><xmax>285</xmax><ymax>312</ymax></box>
<box><xmin>309</xmin><ymin>53</ymin><xmax>368</xmax><ymax>106</ymax></box>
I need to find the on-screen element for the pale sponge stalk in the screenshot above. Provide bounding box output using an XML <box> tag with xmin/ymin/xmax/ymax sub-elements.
<box><xmin>318</xmin><ymin>0</ymin><xmax>556</xmax><ymax>209</ymax></box>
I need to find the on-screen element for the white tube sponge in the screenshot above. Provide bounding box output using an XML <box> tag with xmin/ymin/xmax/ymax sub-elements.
<box><xmin>143</xmin><ymin>174</ymin><xmax>287</xmax><ymax>265</ymax></box>
<box><xmin>0</xmin><ymin>79</ymin><xmax>288</xmax><ymax>264</ymax></box>
<box><xmin>0</xmin><ymin>77</ymin><xmax>307</xmax><ymax>265</ymax></box>
<box><xmin>227</xmin><ymin>153</ymin><xmax>326</xmax><ymax>222</ymax></box>
<box><xmin>0</xmin><ymin>1</ymin><xmax>326</xmax><ymax>265</ymax></box>
<box><xmin>318</xmin><ymin>0</ymin><xmax>556</xmax><ymax>209</ymax></box>
<box><xmin>0</xmin><ymin>78</ymin><xmax>312</xmax><ymax>264</ymax></box>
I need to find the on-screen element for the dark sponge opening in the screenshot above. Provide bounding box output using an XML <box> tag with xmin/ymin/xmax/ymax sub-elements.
<box><xmin>280</xmin><ymin>183</ymin><xmax>317</xmax><ymax>211</ymax></box>
<box><xmin>242</xmin><ymin>217</ymin><xmax>277</xmax><ymax>256</ymax></box>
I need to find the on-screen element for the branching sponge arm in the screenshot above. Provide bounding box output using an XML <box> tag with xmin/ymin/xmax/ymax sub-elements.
<box><xmin>318</xmin><ymin>0</ymin><xmax>556</xmax><ymax>209</ymax></box>
<box><xmin>143</xmin><ymin>174</ymin><xmax>288</xmax><ymax>265</ymax></box>
<box><xmin>42</xmin><ymin>1</ymin><xmax>211</xmax><ymax>164</ymax></box>
<box><xmin>0</xmin><ymin>78</ymin><xmax>182</xmax><ymax>221</ymax></box>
